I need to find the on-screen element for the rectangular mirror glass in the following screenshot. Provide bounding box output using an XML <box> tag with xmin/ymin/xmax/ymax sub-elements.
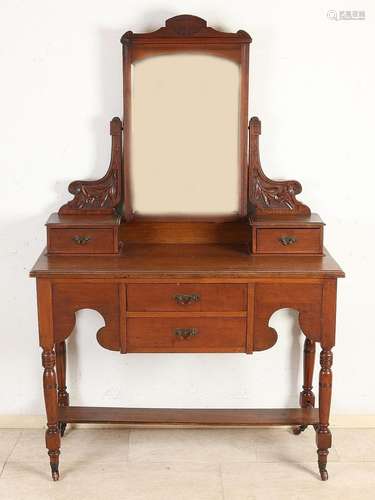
<box><xmin>130</xmin><ymin>54</ymin><xmax>241</xmax><ymax>216</ymax></box>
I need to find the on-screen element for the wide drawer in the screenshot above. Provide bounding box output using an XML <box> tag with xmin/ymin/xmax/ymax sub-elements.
<box><xmin>254</xmin><ymin>228</ymin><xmax>322</xmax><ymax>254</ymax></box>
<box><xmin>127</xmin><ymin>284</ymin><xmax>247</xmax><ymax>312</ymax></box>
<box><xmin>126</xmin><ymin>317</ymin><xmax>246</xmax><ymax>352</ymax></box>
<box><xmin>48</xmin><ymin>227</ymin><xmax>116</xmax><ymax>254</ymax></box>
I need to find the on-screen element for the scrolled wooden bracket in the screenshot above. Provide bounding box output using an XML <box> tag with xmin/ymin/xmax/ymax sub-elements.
<box><xmin>59</xmin><ymin>117</ymin><xmax>123</xmax><ymax>215</ymax></box>
<box><xmin>52</xmin><ymin>283</ymin><xmax>121</xmax><ymax>352</ymax></box>
<box><xmin>253</xmin><ymin>283</ymin><xmax>322</xmax><ymax>351</ymax></box>
<box><xmin>248</xmin><ymin>117</ymin><xmax>311</xmax><ymax>217</ymax></box>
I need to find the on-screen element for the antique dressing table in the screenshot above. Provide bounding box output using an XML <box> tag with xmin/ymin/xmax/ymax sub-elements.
<box><xmin>30</xmin><ymin>15</ymin><xmax>344</xmax><ymax>481</ymax></box>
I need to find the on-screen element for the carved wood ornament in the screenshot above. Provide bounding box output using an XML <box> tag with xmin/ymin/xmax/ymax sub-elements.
<box><xmin>248</xmin><ymin>117</ymin><xmax>311</xmax><ymax>217</ymax></box>
<box><xmin>31</xmin><ymin>15</ymin><xmax>344</xmax><ymax>483</ymax></box>
<box><xmin>59</xmin><ymin>118</ymin><xmax>122</xmax><ymax>215</ymax></box>
<box><xmin>121</xmin><ymin>15</ymin><xmax>252</xmax><ymax>43</ymax></box>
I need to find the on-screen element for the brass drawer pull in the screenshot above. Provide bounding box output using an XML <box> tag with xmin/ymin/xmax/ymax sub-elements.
<box><xmin>175</xmin><ymin>328</ymin><xmax>198</xmax><ymax>340</ymax></box>
<box><xmin>279</xmin><ymin>236</ymin><xmax>297</xmax><ymax>246</ymax></box>
<box><xmin>174</xmin><ymin>293</ymin><xmax>200</xmax><ymax>305</ymax></box>
<box><xmin>72</xmin><ymin>235</ymin><xmax>91</xmax><ymax>245</ymax></box>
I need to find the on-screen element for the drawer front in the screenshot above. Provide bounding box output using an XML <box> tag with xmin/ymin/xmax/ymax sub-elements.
<box><xmin>127</xmin><ymin>317</ymin><xmax>246</xmax><ymax>352</ymax></box>
<box><xmin>127</xmin><ymin>284</ymin><xmax>247</xmax><ymax>312</ymax></box>
<box><xmin>48</xmin><ymin>228</ymin><xmax>115</xmax><ymax>254</ymax></box>
<box><xmin>255</xmin><ymin>228</ymin><xmax>322</xmax><ymax>254</ymax></box>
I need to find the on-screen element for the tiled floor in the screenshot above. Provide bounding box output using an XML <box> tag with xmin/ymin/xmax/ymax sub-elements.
<box><xmin>0</xmin><ymin>427</ymin><xmax>374</xmax><ymax>499</ymax></box>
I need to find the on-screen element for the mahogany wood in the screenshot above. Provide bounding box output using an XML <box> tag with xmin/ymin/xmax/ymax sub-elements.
<box><xmin>55</xmin><ymin>341</ymin><xmax>69</xmax><ymax>437</ymax></box>
<box><xmin>59</xmin><ymin>406</ymin><xmax>319</xmax><ymax>426</ymax></box>
<box><xmin>47</xmin><ymin>213</ymin><xmax>121</xmax><ymax>227</ymax></box>
<box><xmin>59</xmin><ymin>118</ymin><xmax>122</xmax><ymax>215</ymax></box>
<box><xmin>127</xmin><ymin>283</ymin><xmax>247</xmax><ymax>312</ymax></box>
<box><xmin>47</xmin><ymin>213</ymin><xmax>120</xmax><ymax>255</ymax></box>
<box><xmin>301</xmin><ymin>338</ymin><xmax>316</xmax><ymax>409</ymax></box>
<box><xmin>30</xmin><ymin>244</ymin><xmax>344</xmax><ymax>279</ymax></box>
<box><xmin>37</xmin><ymin>279</ymin><xmax>61</xmax><ymax>481</ymax></box>
<box><xmin>255</xmin><ymin>228</ymin><xmax>322</xmax><ymax>255</ymax></box>
<box><xmin>293</xmin><ymin>337</ymin><xmax>316</xmax><ymax>435</ymax></box>
<box><xmin>317</xmin><ymin>348</ymin><xmax>333</xmax><ymax>481</ymax></box>
<box><xmin>248</xmin><ymin>117</ymin><xmax>310</xmax><ymax>217</ymax></box>
<box><xmin>250</xmin><ymin>214</ymin><xmax>324</xmax><ymax>255</ymax></box>
<box><xmin>119</xmin><ymin>220</ymin><xmax>251</xmax><ymax>245</ymax></box>
<box><xmin>126</xmin><ymin>311</ymin><xmax>247</xmax><ymax>317</ymax></box>
<box><xmin>30</xmin><ymin>15</ymin><xmax>344</xmax><ymax>483</ymax></box>
<box><xmin>127</xmin><ymin>316</ymin><xmax>247</xmax><ymax>352</ymax></box>
<box><xmin>48</xmin><ymin>228</ymin><xmax>116</xmax><ymax>255</ymax></box>
<box><xmin>42</xmin><ymin>349</ymin><xmax>60</xmax><ymax>481</ymax></box>
<box><xmin>253</xmin><ymin>282</ymin><xmax>324</xmax><ymax>351</ymax></box>
<box><xmin>52</xmin><ymin>282</ymin><xmax>121</xmax><ymax>351</ymax></box>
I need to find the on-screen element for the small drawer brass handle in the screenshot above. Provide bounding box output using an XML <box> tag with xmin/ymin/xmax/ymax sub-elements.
<box><xmin>72</xmin><ymin>235</ymin><xmax>91</xmax><ymax>245</ymax></box>
<box><xmin>279</xmin><ymin>236</ymin><xmax>297</xmax><ymax>246</ymax></box>
<box><xmin>175</xmin><ymin>328</ymin><xmax>198</xmax><ymax>340</ymax></box>
<box><xmin>174</xmin><ymin>293</ymin><xmax>200</xmax><ymax>305</ymax></box>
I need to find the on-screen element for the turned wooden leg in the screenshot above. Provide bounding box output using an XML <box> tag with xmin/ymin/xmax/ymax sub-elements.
<box><xmin>56</xmin><ymin>341</ymin><xmax>69</xmax><ymax>437</ymax></box>
<box><xmin>42</xmin><ymin>349</ymin><xmax>61</xmax><ymax>481</ymax></box>
<box><xmin>316</xmin><ymin>347</ymin><xmax>333</xmax><ymax>481</ymax></box>
<box><xmin>293</xmin><ymin>338</ymin><xmax>316</xmax><ymax>435</ymax></box>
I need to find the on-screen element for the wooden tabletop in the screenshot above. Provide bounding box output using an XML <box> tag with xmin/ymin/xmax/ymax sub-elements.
<box><xmin>30</xmin><ymin>244</ymin><xmax>345</xmax><ymax>279</ymax></box>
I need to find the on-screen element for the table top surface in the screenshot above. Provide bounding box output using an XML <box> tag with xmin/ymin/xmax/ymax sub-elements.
<box><xmin>30</xmin><ymin>244</ymin><xmax>345</xmax><ymax>279</ymax></box>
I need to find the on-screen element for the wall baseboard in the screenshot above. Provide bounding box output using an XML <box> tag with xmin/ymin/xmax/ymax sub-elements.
<box><xmin>1</xmin><ymin>414</ymin><xmax>375</xmax><ymax>429</ymax></box>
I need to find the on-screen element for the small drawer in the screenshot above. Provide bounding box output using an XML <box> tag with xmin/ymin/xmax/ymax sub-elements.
<box><xmin>254</xmin><ymin>228</ymin><xmax>322</xmax><ymax>254</ymax></box>
<box><xmin>127</xmin><ymin>317</ymin><xmax>246</xmax><ymax>352</ymax></box>
<box><xmin>127</xmin><ymin>284</ymin><xmax>247</xmax><ymax>312</ymax></box>
<box><xmin>48</xmin><ymin>227</ymin><xmax>116</xmax><ymax>254</ymax></box>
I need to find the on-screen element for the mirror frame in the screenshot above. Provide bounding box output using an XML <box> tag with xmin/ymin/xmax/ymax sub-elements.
<box><xmin>121</xmin><ymin>15</ymin><xmax>252</xmax><ymax>222</ymax></box>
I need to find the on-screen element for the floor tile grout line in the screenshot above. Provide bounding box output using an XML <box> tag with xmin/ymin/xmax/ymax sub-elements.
<box><xmin>0</xmin><ymin>430</ymin><xmax>23</xmax><ymax>479</ymax></box>
<box><xmin>127</xmin><ymin>428</ymin><xmax>131</xmax><ymax>462</ymax></box>
<box><xmin>218</xmin><ymin>463</ymin><xmax>225</xmax><ymax>500</ymax></box>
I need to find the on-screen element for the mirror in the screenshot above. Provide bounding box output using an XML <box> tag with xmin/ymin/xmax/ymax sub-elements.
<box><xmin>130</xmin><ymin>53</ymin><xmax>241</xmax><ymax>216</ymax></box>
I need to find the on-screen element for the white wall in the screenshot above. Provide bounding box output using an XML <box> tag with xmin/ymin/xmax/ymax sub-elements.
<box><xmin>1</xmin><ymin>0</ymin><xmax>374</xmax><ymax>416</ymax></box>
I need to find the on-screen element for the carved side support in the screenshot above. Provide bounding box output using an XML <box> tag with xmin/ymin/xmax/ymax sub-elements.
<box><xmin>56</xmin><ymin>341</ymin><xmax>69</xmax><ymax>437</ymax></box>
<box><xmin>248</xmin><ymin>117</ymin><xmax>311</xmax><ymax>217</ymax></box>
<box><xmin>59</xmin><ymin>117</ymin><xmax>123</xmax><ymax>215</ymax></box>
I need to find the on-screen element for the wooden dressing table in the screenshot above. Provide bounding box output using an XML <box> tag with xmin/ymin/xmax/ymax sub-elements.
<box><xmin>30</xmin><ymin>15</ymin><xmax>344</xmax><ymax>481</ymax></box>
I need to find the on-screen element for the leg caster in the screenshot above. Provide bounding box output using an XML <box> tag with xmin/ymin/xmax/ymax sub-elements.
<box><xmin>292</xmin><ymin>424</ymin><xmax>308</xmax><ymax>435</ymax></box>
<box><xmin>52</xmin><ymin>472</ymin><xmax>59</xmax><ymax>481</ymax></box>
<box><xmin>58</xmin><ymin>421</ymin><xmax>67</xmax><ymax>437</ymax></box>
<box><xmin>50</xmin><ymin>462</ymin><xmax>60</xmax><ymax>481</ymax></box>
<box><xmin>318</xmin><ymin>449</ymin><xmax>329</xmax><ymax>481</ymax></box>
<box><xmin>48</xmin><ymin>449</ymin><xmax>60</xmax><ymax>481</ymax></box>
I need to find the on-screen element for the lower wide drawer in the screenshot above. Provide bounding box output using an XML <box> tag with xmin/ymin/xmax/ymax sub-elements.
<box><xmin>127</xmin><ymin>317</ymin><xmax>246</xmax><ymax>353</ymax></box>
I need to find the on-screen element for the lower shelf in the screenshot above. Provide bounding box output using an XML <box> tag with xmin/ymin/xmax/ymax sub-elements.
<box><xmin>59</xmin><ymin>406</ymin><xmax>319</xmax><ymax>426</ymax></box>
